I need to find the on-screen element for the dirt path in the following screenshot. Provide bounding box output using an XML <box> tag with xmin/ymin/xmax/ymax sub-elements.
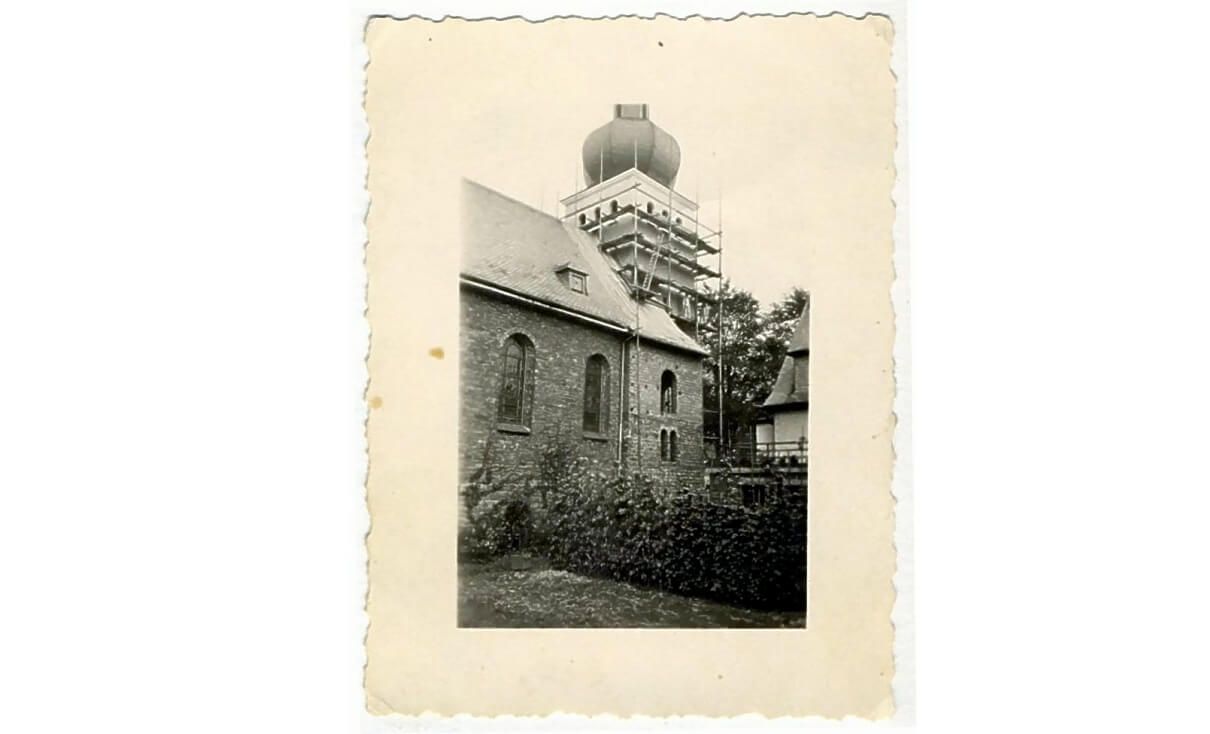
<box><xmin>459</xmin><ymin>559</ymin><xmax>805</xmax><ymax>628</ymax></box>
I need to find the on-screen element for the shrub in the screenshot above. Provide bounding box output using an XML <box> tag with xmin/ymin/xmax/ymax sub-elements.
<box><xmin>540</xmin><ymin>468</ymin><xmax>806</xmax><ymax>611</ymax></box>
<box><xmin>462</xmin><ymin>434</ymin><xmax>807</xmax><ymax>611</ymax></box>
<box><xmin>459</xmin><ymin>430</ymin><xmax>543</xmax><ymax>561</ymax></box>
<box><xmin>460</xmin><ymin>493</ymin><xmax>534</xmax><ymax>560</ymax></box>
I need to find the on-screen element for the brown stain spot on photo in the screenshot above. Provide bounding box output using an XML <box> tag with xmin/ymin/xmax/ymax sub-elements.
<box><xmin>369</xmin><ymin>396</ymin><xmax>384</xmax><ymax>410</ymax></box>
<box><xmin>429</xmin><ymin>346</ymin><xmax>445</xmax><ymax>360</ymax></box>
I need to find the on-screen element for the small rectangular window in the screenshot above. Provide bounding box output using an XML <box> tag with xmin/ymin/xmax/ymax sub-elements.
<box><xmin>568</xmin><ymin>272</ymin><xmax>586</xmax><ymax>294</ymax></box>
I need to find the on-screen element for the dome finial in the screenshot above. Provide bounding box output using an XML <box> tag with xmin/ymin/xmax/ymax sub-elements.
<box><xmin>582</xmin><ymin>104</ymin><xmax>680</xmax><ymax>188</ymax></box>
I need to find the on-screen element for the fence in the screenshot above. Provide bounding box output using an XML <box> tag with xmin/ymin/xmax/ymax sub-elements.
<box><xmin>706</xmin><ymin>439</ymin><xmax>808</xmax><ymax>469</ymax></box>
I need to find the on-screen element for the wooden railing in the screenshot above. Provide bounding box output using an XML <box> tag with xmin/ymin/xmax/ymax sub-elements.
<box><xmin>706</xmin><ymin>439</ymin><xmax>807</xmax><ymax>469</ymax></box>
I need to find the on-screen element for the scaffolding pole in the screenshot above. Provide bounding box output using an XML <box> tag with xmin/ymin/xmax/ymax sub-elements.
<box><xmin>634</xmin><ymin>278</ymin><xmax>642</xmax><ymax>473</ymax></box>
<box><xmin>598</xmin><ymin>150</ymin><xmax>604</xmax><ymax>247</ymax></box>
<box><xmin>693</xmin><ymin>182</ymin><xmax>701</xmax><ymax>341</ymax></box>
<box><xmin>641</xmin><ymin>180</ymin><xmax>676</xmax><ymax>294</ymax></box>
<box><xmin>717</xmin><ymin>192</ymin><xmax>725</xmax><ymax>451</ymax></box>
<box><xmin>632</xmin><ymin>140</ymin><xmax>641</xmax><ymax>472</ymax></box>
<box><xmin>631</xmin><ymin>141</ymin><xmax>638</xmax><ymax>291</ymax></box>
<box><xmin>665</xmin><ymin>184</ymin><xmax>674</xmax><ymax>308</ymax></box>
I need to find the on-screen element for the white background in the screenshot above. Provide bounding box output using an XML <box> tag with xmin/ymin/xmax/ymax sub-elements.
<box><xmin>2</xmin><ymin>1</ymin><xmax>1208</xmax><ymax>731</ymax></box>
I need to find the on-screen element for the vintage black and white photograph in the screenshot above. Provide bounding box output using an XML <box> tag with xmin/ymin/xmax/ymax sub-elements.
<box><xmin>364</xmin><ymin>12</ymin><xmax>898</xmax><ymax>716</ymax></box>
<box><xmin>457</xmin><ymin>103</ymin><xmax>811</xmax><ymax>628</ymax></box>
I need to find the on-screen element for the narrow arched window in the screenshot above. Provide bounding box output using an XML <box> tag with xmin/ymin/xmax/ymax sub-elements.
<box><xmin>659</xmin><ymin>429</ymin><xmax>669</xmax><ymax>461</ymax></box>
<box><xmin>660</xmin><ymin>370</ymin><xmax>677</xmax><ymax>415</ymax></box>
<box><xmin>646</xmin><ymin>202</ymin><xmax>654</xmax><ymax>214</ymax></box>
<box><xmin>582</xmin><ymin>354</ymin><xmax>609</xmax><ymax>434</ymax></box>
<box><xmin>611</xmin><ymin>200</ymin><xmax>619</xmax><ymax>213</ymax></box>
<box><xmin>497</xmin><ymin>334</ymin><xmax>534</xmax><ymax>427</ymax></box>
<box><xmin>669</xmin><ymin>430</ymin><xmax>679</xmax><ymax>461</ymax></box>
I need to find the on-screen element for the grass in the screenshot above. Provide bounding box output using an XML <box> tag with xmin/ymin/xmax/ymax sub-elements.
<box><xmin>458</xmin><ymin>555</ymin><xmax>806</xmax><ymax>629</ymax></box>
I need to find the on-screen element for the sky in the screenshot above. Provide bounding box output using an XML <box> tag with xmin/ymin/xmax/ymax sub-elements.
<box><xmin>463</xmin><ymin>100</ymin><xmax>810</xmax><ymax>308</ymax></box>
<box><xmin>420</xmin><ymin>15</ymin><xmax>893</xmax><ymax>309</ymax></box>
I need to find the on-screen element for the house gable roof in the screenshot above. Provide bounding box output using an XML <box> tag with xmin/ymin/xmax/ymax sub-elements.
<box><xmin>787</xmin><ymin>297</ymin><xmax>810</xmax><ymax>356</ymax></box>
<box><xmin>762</xmin><ymin>355</ymin><xmax>808</xmax><ymax>409</ymax></box>
<box><xmin>762</xmin><ymin>303</ymin><xmax>810</xmax><ymax>410</ymax></box>
<box><xmin>461</xmin><ymin>179</ymin><xmax>707</xmax><ymax>356</ymax></box>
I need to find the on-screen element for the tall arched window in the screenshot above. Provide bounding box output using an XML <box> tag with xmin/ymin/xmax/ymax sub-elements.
<box><xmin>497</xmin><ymin>334</ymin><xmax>534</xmax><ymax>427</ymax></box>
<box><xmin>660</xmin><ymin>370</ymin><xmax>677</xmax><ymax>415</ymax></box>
<box><xmin>582</xmin><ymin>354</ymin><xmax>609</xmax><ymax>434</ymax></box>
<box><xmin>659</xmin><ymin>429</ymin><xmax>669</xmax><ymax>461</ymax></box>
<box><xmin>669</xmin><ymin>430</ymin><xmax>679</xmax><ymax>461</ymax></box>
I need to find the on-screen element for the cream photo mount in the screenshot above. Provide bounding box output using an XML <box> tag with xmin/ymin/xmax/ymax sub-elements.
<box><xmin>362</xmin><ymin>7</ymin><xmax>908</xmax><ymax>720</ymax></box>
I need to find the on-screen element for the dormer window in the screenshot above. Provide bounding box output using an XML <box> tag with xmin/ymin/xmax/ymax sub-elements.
<box><xmin>556</xmin><ymin>263</ymin><xmax>589</xmax><ymax>295</ymax></box>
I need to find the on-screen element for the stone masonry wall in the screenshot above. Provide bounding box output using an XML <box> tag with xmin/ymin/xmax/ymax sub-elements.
<box><xmin>461</xmin><ymin>287</ymin><xmax>627</xmax><ymax>490</ymax></box>
<box><xmin>622</xmin><ymin>339</ymin><xmax>705</xmax><ymax>490</ymax></box>
<box><xmin>460</xmin><ymin>286</ymin><xmax>707</xmax><ymax>500</ymax></box>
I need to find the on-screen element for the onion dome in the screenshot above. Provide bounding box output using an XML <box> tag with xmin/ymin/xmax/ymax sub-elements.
<box><xmin>582</xmin><ymin>104</ymin><xmax>681</xmax><ymax>188</ymax></box>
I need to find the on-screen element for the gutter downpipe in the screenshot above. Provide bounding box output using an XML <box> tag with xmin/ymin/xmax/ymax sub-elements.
<box><xmin>635</xmin><ymin>303</ymin><xmax>642</xmax><ymax>474</ymax></box>
<box><xmin>617</xmin><ymin>333</ymin><xmax>632</xmax><ymax>467</ymax></box>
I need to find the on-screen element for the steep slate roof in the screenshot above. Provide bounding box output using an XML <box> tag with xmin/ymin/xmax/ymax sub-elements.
<box><xmin>762</xmin><ymin>302</ymin><xmax>810</xmax><ymax>409</ymax></box>
<box><xmin>787</xmin><ymin>297</ymin><xmax>810</xmax><ymax>356</ymax></box>
<box><xmin>461</xmin><ymin>179</ymin><xmax>707</xmax><ymax>356</ymax></box>
<box><xmin>762</xmin><ymin>356</ymin><xmax>808</xmax><ymax>409</ymax></box>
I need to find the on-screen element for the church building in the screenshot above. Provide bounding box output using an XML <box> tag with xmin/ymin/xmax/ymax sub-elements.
<box><xmin>459</xmin><ymin>104</ymin><xmax>721</xmax><ymax>491</ymax></box>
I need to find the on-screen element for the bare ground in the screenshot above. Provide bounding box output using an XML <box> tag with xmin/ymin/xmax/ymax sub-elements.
<box><xmin>459</xmin><ymin>556</ymin><xmax>805</xmax><ymax>628</ymax></box>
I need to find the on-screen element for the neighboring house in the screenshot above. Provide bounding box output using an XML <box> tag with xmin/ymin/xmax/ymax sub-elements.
<box><xmin>460</xmin><ymin>104</ymin><xmax>719</xmax><ymax>498</ymax></box>
<box><xmin>756</xmin><ymin>298</ymin><xmax>810</xmax><ymax>455</ymax></box>
<box><xmin>703</xmin><ymin>300</ymin><xmax>809</xmax><ymax>509</ymax></box>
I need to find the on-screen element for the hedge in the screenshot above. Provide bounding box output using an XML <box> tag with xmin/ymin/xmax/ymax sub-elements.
<box><xmin>538</xmin><ymin>474</ymin><xmax>806</xmax><ymax>611</ymax></box>
<box><xmin>462</xmin><ymin>436</ymin><xmax>806</xmax><ymax>611</ymax></box>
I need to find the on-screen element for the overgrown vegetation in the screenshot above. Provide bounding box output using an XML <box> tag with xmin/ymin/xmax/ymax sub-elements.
<box><xmin>461</xmin><ymin>435</ymin><xmax>806</xmax><ymax>612</ymax></box>
<box><xmin>458</xmin><ymin>435</ymin><xmax>534</xmax><ymax>559</ymax></box>
<box><xmin>698</xmin><ymin>282</ymin><xmax>810</xmax><ymax>444</ymax></box>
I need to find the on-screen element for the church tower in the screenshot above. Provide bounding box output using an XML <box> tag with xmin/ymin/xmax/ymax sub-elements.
<box><xmin>560</xmin><ymin>104</ymin><xmax>721</xmax><ymax>331</ymax></box>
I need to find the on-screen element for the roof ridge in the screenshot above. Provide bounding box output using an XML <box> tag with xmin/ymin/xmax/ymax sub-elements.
<box><xmin>462</xmin><ymin>177</ymin><xmax>561</xmax><ymax>223</ymax></box>
<box><xmin>462</xmin><ymin>178</ymin><xmax>709</xmax><ymax>357</ymax></box>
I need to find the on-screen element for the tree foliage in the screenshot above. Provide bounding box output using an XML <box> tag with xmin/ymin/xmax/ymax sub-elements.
<box><xmin>698</xmin><ymin>281</ymin><xmax>810</xmax><ymax>445</ymax></box>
